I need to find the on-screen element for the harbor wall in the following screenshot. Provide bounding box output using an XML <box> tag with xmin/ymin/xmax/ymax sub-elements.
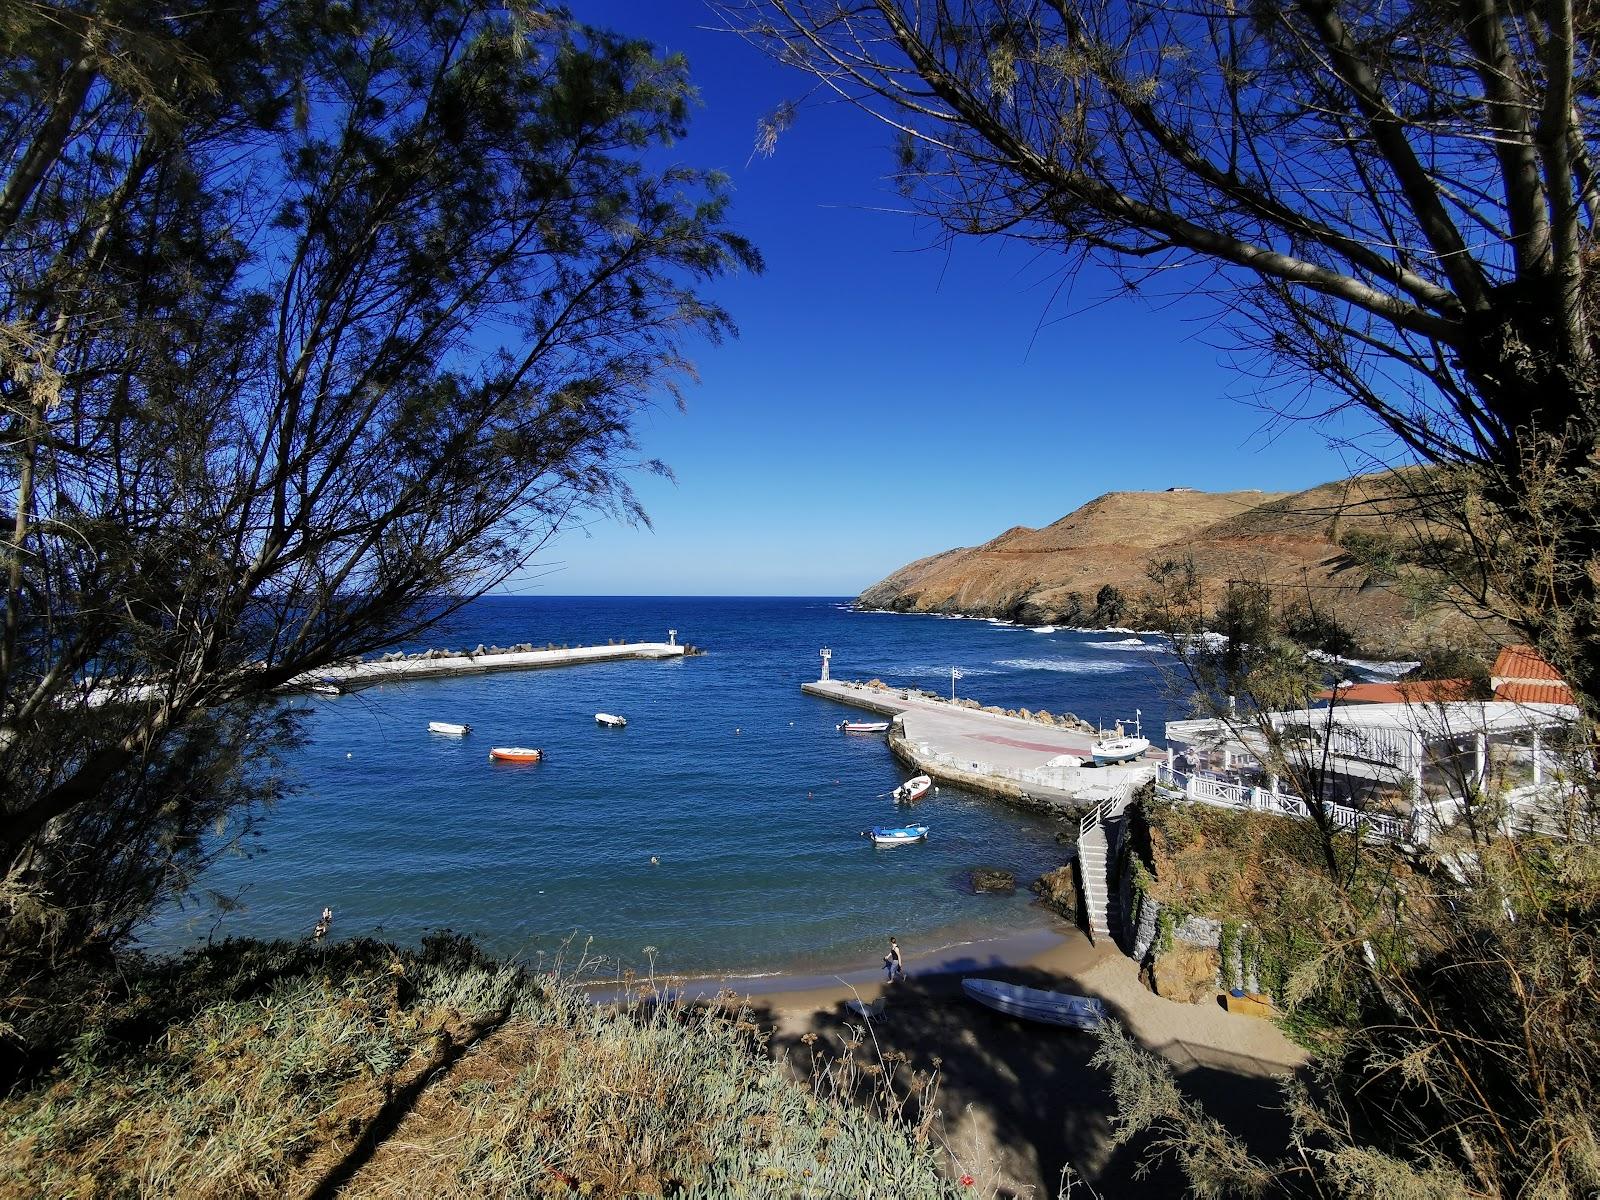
<box><xmin>302</xmin><ymin>641</ymin><xmax>685</xmax><ymax>689</ymax></box>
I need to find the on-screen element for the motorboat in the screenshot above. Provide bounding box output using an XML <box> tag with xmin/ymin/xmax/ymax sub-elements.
<box><xmin>310</xmin><ymin>682</ymin><xmax>342</xmax><ymax>696</ymax></box>
<box><xmin>1091</xmin><ymin>710</ymin><xmax>1150</xmax><ymax>765</ymax></box>
<box><xmin>428</xmin><ymin>721</ymin><xmax>470</xmax><ymax>736</ymax></box>
<box><xmin>489</xmin><ymin>747</ymin><xmax>543</xmax><ymax>763</ymax></box>
<box><xmin>864</xmin><ymin>824</ymin><xmax>929</xmax><ymax>846</ymax></box>
<box><xmin>838</xmin><ymin>720</ymin><xmax>890</xmax><ymax>734</ymax></box>
<box><xmin>961</xmin><ymin>978</ymin><xmax>1106</xmax><ymax>1030</ymax></box>
<box><xmin>595</xmin><ymin>712</ymin><xmax>627</xmax><ymax>728</ymax></box>
<box><xmin>893</xmin><ymin>775</ymin><xmax>933</xmax><ymax>803</ymax></box>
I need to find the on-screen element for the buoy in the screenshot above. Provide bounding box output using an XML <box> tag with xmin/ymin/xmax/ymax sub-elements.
<box><xmin>735</xmin><ymin>728</ymin><xmax>741</xmax><ymax>735</ymax></box>
<box><xmin>650</xmin><ymin>855</ymin><xmax>660</xmax><ymax>866</ymax></box>
<box><xmin>346</xmin><ymin>752</ymin><xmax>352</xmax><ymax>759</ymax></box>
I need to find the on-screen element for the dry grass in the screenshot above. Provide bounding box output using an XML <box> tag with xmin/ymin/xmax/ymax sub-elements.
<box><xmin>0</xmin><ymin>936</ymin><xmax>958</xmax><ymax>1198</ymax></box>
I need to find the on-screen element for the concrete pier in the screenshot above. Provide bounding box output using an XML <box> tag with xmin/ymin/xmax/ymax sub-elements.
<box><xmin>300</xmin><ymin>641</ymin><xmax>685</xmax><ymax>690</ymax></box>
<box><xmin>803</xmin><ymin>678</ymin><xmax>1159</xmax><ymax>813</ymax></box>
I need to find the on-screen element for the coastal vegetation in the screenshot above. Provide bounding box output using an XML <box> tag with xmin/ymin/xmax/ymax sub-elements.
<box><xmin>0</xmin><ymin>0</ymin><xmax>757</xmax><ymax>1000</ymax></box>
<box><xmin>0</xmin><ymin>934</ymin><xmax>958</xmax><ymax>1197</ymax></box>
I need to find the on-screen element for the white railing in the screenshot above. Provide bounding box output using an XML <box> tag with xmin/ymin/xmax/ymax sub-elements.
<box><xmin>1079</xmin><ymin>768</ymin><xmax>1155</xmax><ymax>838</ymax></box>
<box><xmin>1155</xmin><ymin>764</ymin><xmax>1409</xmax><ymax>843</ymax></box>
<box><xmin>1322</xmin><ymin>722</ymin><xmax>1412</xmax><ymax>769</ymax></box>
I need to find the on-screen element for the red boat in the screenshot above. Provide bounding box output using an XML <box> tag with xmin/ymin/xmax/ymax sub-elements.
<box><xmin>489</xmin><ymin>747</ymin><xmax>543</xmax><ymax>763</ymax></box>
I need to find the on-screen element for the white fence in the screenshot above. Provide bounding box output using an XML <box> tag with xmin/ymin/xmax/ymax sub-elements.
<box><xmin>1155</xmin><ymin>764</ymin><xmax>1410</xmax><ymax>842</ymax></box>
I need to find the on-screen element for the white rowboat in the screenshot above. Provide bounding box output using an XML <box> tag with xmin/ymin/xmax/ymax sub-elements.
<box><xmin>595</xmin><ymin>712</ymin><xmax>627</xmax><ymax>727</ymax></box>
<box><xmin>961</xmin><ymin>978</ymin><xmax>1106</xmax><ymax>1030</ymax></box>
<box><xmin>428</xmin><ymin>721</ymin><xmax>470</xmax><ymax>736</ymax></box>
<box><xmin>893</xmin><ymin>775</ymin><xmax>933</xmax><ymax>803</ymax></box>
<box><xmin>838</xmin><ymin>720</ymin><xmax>890</xmax><ymax>734</ymax></box>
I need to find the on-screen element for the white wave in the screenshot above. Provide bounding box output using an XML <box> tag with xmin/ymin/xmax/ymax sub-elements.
<box><xmin>1309</xmin><ymin>650</ymin><xmax>1420</xmax><ymax>679</ymax></box>
<box><xmin>996</xmin><ymin>657</ymin><xmax>1132</xmax><ymax>675</ymax></box>
<box><xmin>1029</xmin><ymin>625</ymin><xmax>1057</xmax><ymax>633</ymax></box>
<box><xmin>1086</xmin><ymin>637</ymin><xmax>1154</xmax><ymax>650</ymax></box>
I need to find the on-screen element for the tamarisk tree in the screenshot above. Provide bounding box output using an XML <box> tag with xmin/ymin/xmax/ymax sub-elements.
<box><xmin>0</xmin><ymin>0</ymin><xmax>757</xmax><ymax>970</ymax></box>
<box><xmin>731</xmin><ymin>0</ymin><xmax>1600</xmax><ymax>714</ymax></box>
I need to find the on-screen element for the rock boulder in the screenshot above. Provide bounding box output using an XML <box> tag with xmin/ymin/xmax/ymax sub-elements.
<box><xmin>1030</xmin><ymin>866</ymin><xmax>1077</xmax><ymax>917</ymax></box>
<box><xmin>969</xmin><ymin>867</ymin><xmax>1016</xmax><ymax>893</ymax></box>
<box><xmin>1149</xmin><ymin>945</ymin><xmax>1220</xmax><ymax>1005</ymax></box>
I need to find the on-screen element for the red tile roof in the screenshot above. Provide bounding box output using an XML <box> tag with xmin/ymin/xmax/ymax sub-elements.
<box><xmin>1494</xmin><ymin>680</ymin><xmax>1574</xmax><ymax>706</ymax></box>
<box><xmin>1317</xmin><ymin>679</ymin><xmax>1476</xmax><ymax>705</ymax></box>
<box><xmin>1492</xmin><ymin>644</ymin><xmax>1563</xmax><ymax>683</ymax></box>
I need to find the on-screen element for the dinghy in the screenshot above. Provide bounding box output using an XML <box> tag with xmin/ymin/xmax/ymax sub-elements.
<box><xmin>838</xmin><ymin>720</ymin><xmax>890</xmax><ymax>734</ymax></box>
<box><xmin>310</xmin><ymin>682</ymin><xmax>342</xmax><ymax>696</ymax></box>
<box><xmin>488</xmin><ymin>747</ymin><xmax>543</xmax><ymax>763</ymax></box>
<box><xmin>893</xmin><ymin>775</ymin><xmax>933</xmax><ymax>803</ymax></box>
<box><xmin>428</xmin><ymin>721</ymin><xmax>470</xmax><ymax>736</ymax></box>
<box><xmin>864</xmin><ymin>824</ymin><xmax>929</xmax><ymax>846</ymax></box>
<box><xmin>595</xmin><ymin>712</ymin><xmax>627</xmax><ymax>728</ymax></box>
<box><xmin>961</xmin><ymin>978</ymin><xmax>1106</xmax><ymax>1030</ymax></box>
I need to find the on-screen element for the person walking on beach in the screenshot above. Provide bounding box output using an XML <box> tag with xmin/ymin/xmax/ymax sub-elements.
<box><xmin>883</xmin><ymin>936</ymin><xmax>905</xmax><ymax>983</ymax></box>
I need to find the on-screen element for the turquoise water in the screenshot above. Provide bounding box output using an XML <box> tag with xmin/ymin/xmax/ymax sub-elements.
<box><xmin>144</xmin><ymin>597</ymin><xmax>1189</xmax><ymax>977</ymax></box>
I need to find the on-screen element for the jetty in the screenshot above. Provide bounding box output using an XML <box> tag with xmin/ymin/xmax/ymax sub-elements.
<box><xmin>802</xmin><ymin>674</ymin><xmax>1160</xmax><ymax>813</ymax></box>
<box><xmin>297</xmin><ymin>638</ymin><xmax>686</xmax><ymax>691</ymax></box>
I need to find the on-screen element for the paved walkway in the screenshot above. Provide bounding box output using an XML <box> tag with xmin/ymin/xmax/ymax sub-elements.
<box><xmin>803</xmin><ymin>678</ymin><xmax>1160</xmax><ymax>807</ymax></box>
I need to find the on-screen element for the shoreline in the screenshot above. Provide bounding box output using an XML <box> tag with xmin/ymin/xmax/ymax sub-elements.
<box><xmin>588</xmin><ymin>918</ymin><xmax>1080</xmax><ymax>1004</ymax></box>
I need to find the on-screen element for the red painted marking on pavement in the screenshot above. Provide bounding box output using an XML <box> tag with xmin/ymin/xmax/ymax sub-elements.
<box><xmin>975</xmin><ymin>734</ymin><xmax>1087</xmax><ymax>753</ymax></box>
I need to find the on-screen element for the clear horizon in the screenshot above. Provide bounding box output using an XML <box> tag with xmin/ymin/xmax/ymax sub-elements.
<box><xmin>519</xmin><ymin>1</ymin><xmax>1385</xmax><ymax>598</ymax></box>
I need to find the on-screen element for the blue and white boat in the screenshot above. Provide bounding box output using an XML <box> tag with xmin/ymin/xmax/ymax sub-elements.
<box><xmin>864</xmin><ymin>824</ymin><xmax>929</xmax><ymax>846</ymax></box>
<box><xmin>961</xmin><ymin>978</ymin><xmax>1106</xmax><ymax>1030</ymax></box>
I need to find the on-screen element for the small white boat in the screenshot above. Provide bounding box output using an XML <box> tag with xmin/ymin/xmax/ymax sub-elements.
<box><xmin>864</xmin><ymin>824</ymin><xmax>929</xmax><ymax>846</ymax></box>
<box><xmin>893</xmin><ymin>775</ymin><xmax>933</xmax><ymax>803</ymax></box>
<box><xmin>310</xmin><ymin>682</ymin><xmax>342</xmax><ymax>696</ymax></box>
<box><xmin>838</xmin><ymin>720</ymin><xmax>890</xmax><ymax>734</ymax></box>
<box><xmin>488</xmin><ymin>746</ymin><xmax>543</xmax><ymax>763</ymax></box>
<box><xmin>961</xmin><ymin>978</ymin><xmax>1106</xmax><ymax>1030</ymax></box>
<box><xmin>595</xmin><ymin>712</ymin><xmax>627</xmax><ymax>728</ymax></box>
<box><xmin>428</xmin><ymin>721</ymin><xmax>471</xmax><ymax>736</ymax></box>
<box><xmin>1091</xmin><ymin>710</ymin><xmax>1150</xmax><ymax>765</ymax></box>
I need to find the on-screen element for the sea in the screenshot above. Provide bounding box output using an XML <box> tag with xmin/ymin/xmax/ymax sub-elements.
<box><xmin>138</xmin><ymin>596</ymin><xmax>1403</xmax><ymax>980</ymax></box>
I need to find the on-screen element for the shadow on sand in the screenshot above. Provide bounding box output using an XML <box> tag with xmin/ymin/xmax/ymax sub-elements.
<box><xmin>744</xmin><ymin>955</ymin><xmax>1300</xmax><ymax>1197</ymax></box>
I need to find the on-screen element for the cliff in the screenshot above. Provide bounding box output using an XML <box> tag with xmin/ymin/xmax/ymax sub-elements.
<box><xmin>857</xmin><ymin>475</ymin><xmax>1488</xmax><ymax>658</ymax></box>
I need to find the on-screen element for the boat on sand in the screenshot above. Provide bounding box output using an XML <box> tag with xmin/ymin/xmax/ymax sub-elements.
<box><xmin>864</xmin><ymin>824</ymin><xmax>928</xmax><ymax>846</ymax></box>
<box><xmin>893</xmin><ymin>775</ymin><xmax>933</xmax><ymax>803</ymax></box>
<box><xmin>488</xmin><ymin>747</ymin><xmax>543</xmax><ymax>763</ymax></box>
<box><xmin>961</xmin><ymin>978</ymin><xmax>1106</xmax><ymax>1030</ymax></box>
<box><xmin>838</xmin><ymin>720</ymin><xmax>890</xmax><ymax>734</ymax></box>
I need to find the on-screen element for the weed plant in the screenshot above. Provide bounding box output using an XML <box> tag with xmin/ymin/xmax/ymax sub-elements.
<box><xmin>0</xmin><ymin>935</ymin><xmax>957</xmax><ymax>1197</ymax></box>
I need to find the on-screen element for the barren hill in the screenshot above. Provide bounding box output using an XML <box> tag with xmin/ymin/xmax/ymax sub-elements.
<box><xmin>857</xmin><ymin>476</ymin><xmax>1484</xmax><ymax>658</ymax></box>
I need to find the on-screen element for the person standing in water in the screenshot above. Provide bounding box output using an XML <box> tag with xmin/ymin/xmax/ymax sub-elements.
<box><xmin>883</xmin><ymin>936</ymin><xmax>905</xmax><ymax>983</ymax></box>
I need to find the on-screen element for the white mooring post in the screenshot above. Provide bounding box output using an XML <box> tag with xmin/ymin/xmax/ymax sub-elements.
<box><xmin>668</xmin><ymin>629</ymin><xmax>677</xmax><ymax>646</ymax></box>
<box><xmin>820</xmin><ymin>647</ymin><xmax>832</xmax><ymax>681</ymax></box>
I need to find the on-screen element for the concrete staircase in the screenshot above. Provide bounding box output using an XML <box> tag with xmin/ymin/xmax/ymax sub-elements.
<box><xmin>1076</xmin><ymin>768</ymin><xmax>1153</xmax><ymax>946</ymax></box>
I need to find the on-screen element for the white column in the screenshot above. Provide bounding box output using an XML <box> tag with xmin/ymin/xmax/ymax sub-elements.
<box><xmin>1222</xmin><ymin>747</ymin><xmax>1232</xmax><ymax>770</ymax></box>
<box><xmin>1474</xmin><ymin>733</ymin><xmax>1486</xmax><ymax>789</ymax></box>
<box><xmin>1532</xmin><ymin>729</ymin><xmax>1543</xmax><ymax>786</ymax></box>
<box><xmin>1409</xmin><ymin>731</ymin><xmax>1425</xmax><ymax>807</ymax></box>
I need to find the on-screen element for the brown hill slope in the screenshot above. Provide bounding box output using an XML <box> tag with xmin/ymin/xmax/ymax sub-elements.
<box><xmin>857</xmin><ymin>476</ymin><xmax>1487</xmax><ymax>658</ymax></box>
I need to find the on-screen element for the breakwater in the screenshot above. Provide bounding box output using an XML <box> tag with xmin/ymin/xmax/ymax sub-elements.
<box><xmin>803</xmin><ymin>677</ymin><xmax>1160</xmax><ymax>812</ymax></box>
<box><xmin>298</xmin><ymin>639</ymin><xmax>685</xmax><ymax>691</ymax></box>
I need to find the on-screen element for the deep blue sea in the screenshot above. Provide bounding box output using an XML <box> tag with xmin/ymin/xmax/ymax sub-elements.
<box><xmin>139</xmin><ymin>597</ymin><xmax>1201</xmax><ymax>977</ymax></box>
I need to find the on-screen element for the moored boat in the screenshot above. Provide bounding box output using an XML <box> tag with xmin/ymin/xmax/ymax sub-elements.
<box><xmin>428</xmin><ymin>720</ymin><xmax>470</xmax><ymax>736</ymax></box>
<box><xmin>595</xmin><ymin>712</ymin><xmax>627</xmax><ymax>727</ymax></box>
<box><xmin>488</xmin><ymin>746</ymin><xmax>543</xmax><ymax>763</ymax></box>
<box><xmin>838</xmin><ymin>720</ymin><xmax>890</xmax><ymax>734</ymax></box>
<box><xmin>864</xmin><ymin>824</ymin><xmax>929</xmax><ymax>846</ymax></box>
<box><xmin>893</xmin><ymin>775</ymin><xmax>933</xmax><ymax>803</ymax></box>
<box><xmin>960</xmin><ymin>978</ymin><xmax>1106</xmax><ymax>1030</ymax></box>
<box><xmin>310</xmin><ymin>682</ymin><xmax>342</xmax><ymax>696</ymax></box>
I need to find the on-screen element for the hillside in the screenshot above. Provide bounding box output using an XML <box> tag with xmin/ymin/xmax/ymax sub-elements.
<box><xmin>857</xmin><ymin>475</ymin><xmax>1487</xmax><ymax>658</ymax></box>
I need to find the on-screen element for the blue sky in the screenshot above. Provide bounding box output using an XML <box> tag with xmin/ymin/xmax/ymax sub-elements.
<box><xmin>513</xmin><ymin>1</ymin><xmax>1374</xmax><ymax>597</ymax></box>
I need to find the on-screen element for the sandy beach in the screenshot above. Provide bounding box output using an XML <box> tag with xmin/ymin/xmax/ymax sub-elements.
<box><xmin>734</xmin><ymin>922</ymin><xmax>1307</xmax><ymax>1197</ymax></box>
